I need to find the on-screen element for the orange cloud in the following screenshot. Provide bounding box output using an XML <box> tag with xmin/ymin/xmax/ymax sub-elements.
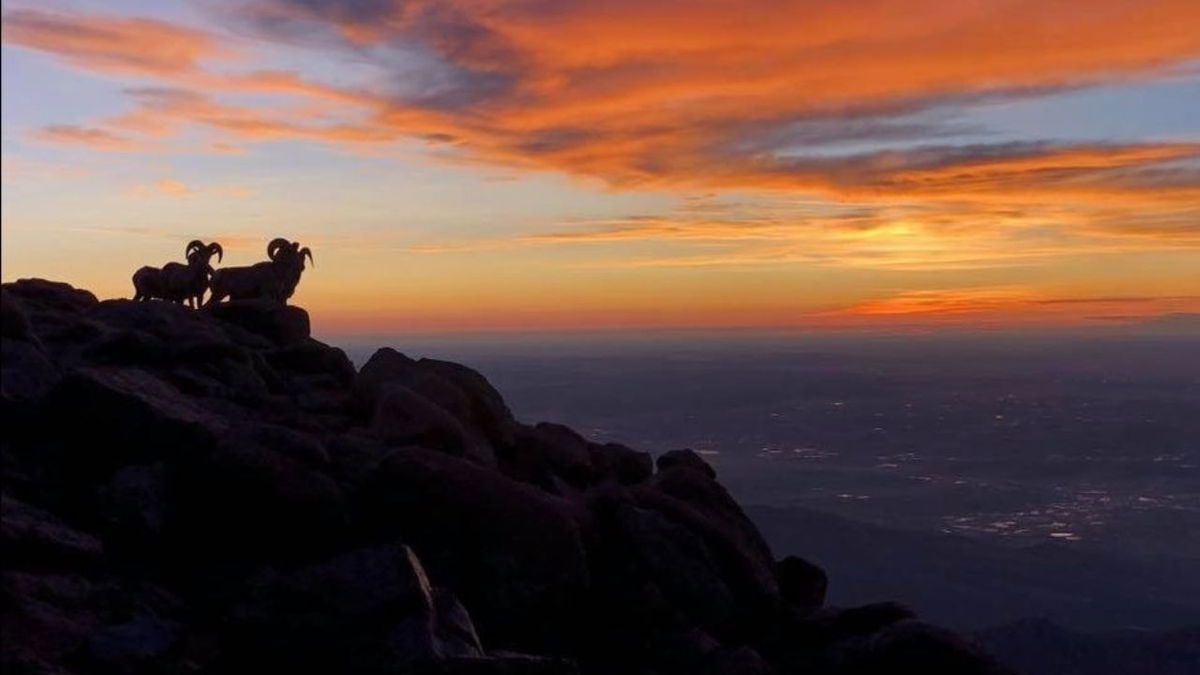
<box><xmin>225</xmin><ymin>0</ymin><xmax>1200</xmax><ymax>190</ymax></box>
<box><xmin>208</xmin><ymin>142</ymin><xmax>245</xmax><ymax>155</ymax></box>
<box><xmin>33</xmin><ymin>124</ymin><xmax>145</xmax><ymax>151</ymax></box>
<box><xmin>836</xmin><ymin>287</ymin><xmax>1039</xmax><ymax>316</ymax></box>
<box><xmin>406</xmin><ymin>192</ymin><xmax>1200</xmax><ymax>272</ymax></box>
<box><xmin>157</xmin><ymin>178</ymin><xmax>189</xmax><ymax>196</ymax></box>
<box><xmin>5</xmin><ymin>1</ymin><xmax>1199</xmax><ymax>276</ymax></box>
<box><xmin>1</xmin><ymin>8</ymin><xmax>231</xmax><ymax>75</ymax></box>
<box><xmin>830</xmin><ymin>287</ymin><xmax>1200</xmax><ymax>324</ymax></box>
<box><xmin>9</xmin><ymin>3</ymin><xmax>1199</xmax><ymax>192</ymax></box>
<box><xmin>0</xmin><ymin>155</ymin><xmax>89</xmax><ymax>181</ymax></box>
<box><xmin>125</xmin><ymin>179</ymin><xmax>254</xmax><ymax>199</ymax></box>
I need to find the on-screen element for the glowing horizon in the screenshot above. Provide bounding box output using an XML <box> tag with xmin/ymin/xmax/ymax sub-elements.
<box><xmin>2</xmin><ymin>0</ymin><xmax>1198</xmax><ymax>334</ymax></box>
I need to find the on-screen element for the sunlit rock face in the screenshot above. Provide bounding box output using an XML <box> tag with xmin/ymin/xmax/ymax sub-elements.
<box><xmin>0</xmin><ymin>278</ymin><xmax>1013</xmax><ymax>675</ymax></box>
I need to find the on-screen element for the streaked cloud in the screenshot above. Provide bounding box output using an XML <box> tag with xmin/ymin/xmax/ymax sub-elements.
<box><xmin>829</xmin><ymin>287</ymin><xmax>1200</xmax><ymax>323</ymax></box>
<box><xmin>6</xmin><ymin>2</ymin><xmax>1198</xmax><ymax>199</ymax></box>
<box><xmin>125</xmin><ymin>178</ymin><xmax>255</xmax><ymax>199</ymax></box>
<box><xmin>405</xmin><ymin>193</ymin><xmax>1200</xmax><ymax>271</ymax></box>
<box><xmin>33</xmin><ymin>124</ymin><xmax>146</xmax><ymax>151</ymax></box>
<box><xmin>1</xmin><ymin>8</ymin><xmax>231</xmax><ymax>75</ymax></box>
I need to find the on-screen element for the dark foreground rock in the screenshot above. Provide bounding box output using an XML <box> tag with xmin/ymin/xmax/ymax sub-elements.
<box><xmin>0</xmin><ymin>279</ymin><xmax>1013</xmax><ymax>674</ymax></box>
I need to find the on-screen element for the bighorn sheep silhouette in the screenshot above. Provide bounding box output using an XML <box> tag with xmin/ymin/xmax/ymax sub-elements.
<box><xmin>132</xmin><ymin>240</ymin><xmax>224</xmax><ymax>308</ymax></box>
<box><xmin>205</xmin><ymin>238</ymin><xmax>313</xmax><ymax>306</ymax></box>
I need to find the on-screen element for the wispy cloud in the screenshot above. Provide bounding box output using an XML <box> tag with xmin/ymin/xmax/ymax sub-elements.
<box><xmin>1</xmin><ymin>8</ymin><xmax>231</xmax><ymax>75</ymax></box>
<box><xmin>404</xmin><ymin>193</ymin><xmax>1200</xmax><ymax>271</ymax></box>
<box><xmin>33</xmin><ymin>124</ymin><xmax>146</xmax><ymax>151</ymax></box>
<box><xmin>7</xmin><ymin>2</ymin><xmax>1199</xmax><ymax>195</ymax></box>
<box><xmin>124</xmin><ymin>178</ymin><xmax>255</xmax><ymax>199</ymax></box>
<box><xmin>827</xmin><ymin>287</ymin><xmax>1200</xmax><ymax>322</ymax></box>
<box><xmin>0</xmin><ymin>154</ymin><xmax>90</xmax><ymax>181</ymax></box>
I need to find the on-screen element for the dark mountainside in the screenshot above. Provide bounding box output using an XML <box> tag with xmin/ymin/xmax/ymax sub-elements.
<box><xmin>1</xmin><ymin>279</ymin><xmax>1016</xmax><ymax>675</ymax></box>
<box><xmin>746</xmin><ymin>505</ymin><xmax>1200</xmax><ymax>632</ymax></box>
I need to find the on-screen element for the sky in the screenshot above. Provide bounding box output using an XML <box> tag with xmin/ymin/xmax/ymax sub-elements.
<box><xmin>2</xmin><ymin>0</ymin><xmax>1198</xmax><ymax>334</ymax></box>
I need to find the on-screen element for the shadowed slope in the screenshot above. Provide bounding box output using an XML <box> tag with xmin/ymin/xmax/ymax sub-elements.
<box><xmin>1</xmin><ymin>279</ymin><xmax>1011</xmax><ymax>674</ymax></box>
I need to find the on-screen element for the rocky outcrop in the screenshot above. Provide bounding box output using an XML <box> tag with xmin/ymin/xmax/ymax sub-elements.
<box><xmin>0</xmin><ymin>279</ymin><xmax>1012</xmax><ymax>674</ymax></box>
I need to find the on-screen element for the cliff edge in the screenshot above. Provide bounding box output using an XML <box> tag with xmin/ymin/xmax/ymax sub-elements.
<box><xmin>1</xmin><ymin>279</ymin><xmax>1012</xmax><ymax>674</ymax></box>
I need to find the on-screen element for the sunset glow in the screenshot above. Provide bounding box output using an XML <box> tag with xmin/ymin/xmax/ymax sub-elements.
<box><xmin>3</xmin><ymin>0</ymin><xmax>1198</xmax><ymax>333</ymax></box>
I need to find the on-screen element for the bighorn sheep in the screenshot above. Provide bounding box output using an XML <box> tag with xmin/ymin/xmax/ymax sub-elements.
<box><xmin>132</xmin><ymin>240</ymin><xmax>224</xmax><ymax>308</ymax></box>
<box><xmin>205</xmin><ymin>238</ymin><xmax>313</xmax><ymax>306</ymax></box>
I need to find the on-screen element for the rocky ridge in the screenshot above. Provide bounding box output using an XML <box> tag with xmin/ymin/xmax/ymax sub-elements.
<box><xmin>1</xmin><ymin>279</ymin><xmax>1013</xmax><ymax>674</ymax></box>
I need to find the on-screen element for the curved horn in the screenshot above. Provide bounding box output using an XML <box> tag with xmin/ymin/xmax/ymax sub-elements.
<box><xmin>208</xmin><ymin>242</ymin><xmax>223</xmax><ymax>262</ymax></box>
<box><xmin>186</xmin><ymin>239</ymin><xmax>205</xmax><ymax>259</ymax></box>
<box><xmin>299</xmin><ymin>247</ymin><xmax>314</xmax><ymax>268</ymax></box>
<box><xmin>267</xmin><ymin>238</ymin><xmax>291</xmax><ymax>261</ymax></box>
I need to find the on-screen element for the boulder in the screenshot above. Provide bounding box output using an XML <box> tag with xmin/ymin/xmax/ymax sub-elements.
<box><xmin>2</xmin><ymin>280</ymin><xmax>104</xmax><ymax>359</ymax></box>
<box><xmin>1</xmin><ymin>338</ymin><xmax>58</xmax><ymax>405</ymax></box>
<box><xmin>79</xmin><ymin>327</ymin><xmax>170</xmax><ymax>368</ymax></box>
<box><xmin>2</xmin><ymin>278</ymin><xmax>98</xmax><ymax>315</ymax></box>
<box><xmin>655</xmin><ymin>449</ymin><xmax>716</xmax><ymax>479</ymax></box>
<box><xmin>326</xmin><ymin>432</ymin><xmax>395</xmax><ymax>486</ymax></box>
<box><xmin>419</xmin><ymin>654</ymin><xmax>581</xmax><ymax>674</ymax></box>
<box><xmin>638</xmin><ymin>460</ymin><xmax>781</xmax><ymax>638</ymax></box>
<box><xmin>166</xmin><ymin>433</ymin><xmax>347</xmax><ymax>561</ymax></box>
<box><xmin>778</xmin><ymin>555</ymin><xmax>827</xmax><ymax>611</ymax></box>
<box><xmin>358</xmin><ymin>349</ymin><xmax>514</xmax><ymax>450</ymax></box>
<box><xmin>0</xmin><ymin>288</ymin><xmax>59</xmax><ymax>405</ymax></box>
<box><xmin>89</xmin><ymin>299</ymin><xmax>230</xmax><ymax>351</ymax></box>
<box><xmin>230</xmin><ymin>543</ymin><xmax>488</xmax><ymax>672</ymax></box>
<box><xmin>818</xmin><ymin>602</ymin><xmax>917</xmax><ymax>643</ymax></box>
<box><xmin>2</xmin><ymin>494</ymin><xmax>103</xmax><ymax>569</ymax></box>
<box><xmin>358</xmin><ymin>446</ymin><xmax>589</xmax><ymax>653</ymax></box>
<box><xmin>206</xmin><ymin>299</ymin><xmax>311</xmax><ymax>345</ymax></box>
<box><xmin>653</xmin><ymin>627</ymin><xmax>722</xmax><ymax>670</ymax></box>
<box><xmin>85</xmin><ymin>616</ymin><xmax>178</xmax><ymax>671</ymax></box>
<box><xmin>278</xmin><ymin>543</ymin><xmax>434</xmax><ymax>618</ymax></box>
<box><xmin>1</xmin><ymin>570</ymin><xmax>99</xmax><ymax>672</ymax></box>
<box><xmin>753</xmin><ymin>602</ymin><xmax>916</xmax><ymax>674</ymax></box>
<box><xmin>369</xmin><ymin>384</ymin><xmax>489</xmax><ymax>462</ymax></box>
<box><xmin>97</xmin><ymin>463</ymin><xmax>168</xmax><ymax>544</ymax></box>
<box><xmin>415</xmin><ymin>358</ymin><xmax>517</xmax><ymax>448</ymax></box>
<box><xmin>245</xmin><ymin>423</ymin><xmax>330</xmax><ymax>465</ymax></box>
<box><xmin>701</xmin><ymin>646</ymin><xmax>776</xmax><ymax>675</ymax></box>
<box><xmin>507</xmin><ymin>423</ymin><xmax>595</xmax><ymax>491</ymax></box>
<box><xmin>591</xmin><ymin>493</ymin><xmax>734</xmax><ymax>633</ymax></box>
<box><xmin>837</xmin><ymin>620</ymin><xmax>1014</xmax><ymax>675</ymax></box>
<box><xmin>264</xmin><ymin>338</ymin><xmax>355</xmax><ymax>379</ymax></box>
<box><xmin>0</xmin><ymin>287</ymin><xmax>36</xmax><ymax>341</ymax></box>
<box><xmin>432</xmin><ymin>588</ymin><xmax>485</xmax><ymax>657</ymax></box>
<box><xmin>38</xmin><ymin>366</ymin><xmax>222</xmax><ymax>479</ymax></box>
<box><xmin>588</xmin><ymin>442</ymin><xmax>653</xmax><ymax>485</ymax></box>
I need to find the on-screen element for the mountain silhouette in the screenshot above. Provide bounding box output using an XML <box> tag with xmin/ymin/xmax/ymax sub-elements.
<box><xmin>1</xmin><ymin>279</ymin><xmax>1013</xmax><ymax>674</ymax></box>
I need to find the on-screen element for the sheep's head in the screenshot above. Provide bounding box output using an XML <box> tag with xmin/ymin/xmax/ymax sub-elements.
<box><xmin>186</xmin><ymin>240</ymin><xmax>224</xmax><ymax>266</ymax></box>
<box><xmin>267</xmin><ymin>238</ymin><xmax>313</xmax><ymax>270</ymax></box>
<box><xmin>186</xmin><ymin>240</ymin><xmax>205</xmax><ymax>262</ymax></box>
<box><xmin>267</xmin><ymin>238</ymin><xmax>292</xmax><ymax>262</ymax></box>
